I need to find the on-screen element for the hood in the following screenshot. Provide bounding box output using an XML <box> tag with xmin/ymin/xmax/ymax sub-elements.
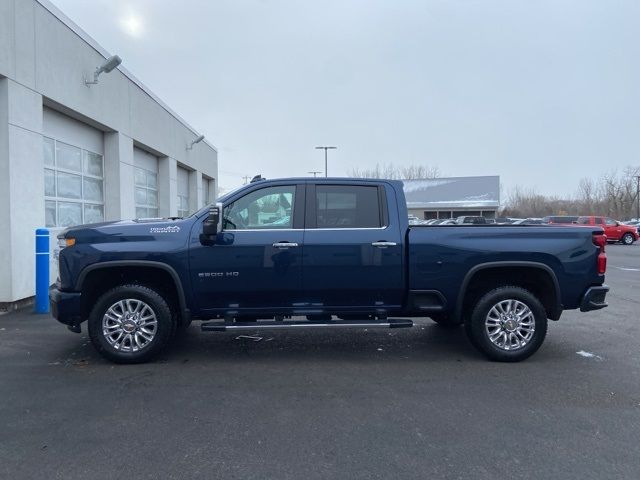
<box><xmin>58</xmin><ymin>217</ymin><xmax>193</xmax><ymax>244</ymax></box>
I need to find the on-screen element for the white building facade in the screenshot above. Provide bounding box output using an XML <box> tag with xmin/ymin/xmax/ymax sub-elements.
<box><xmin>0</xmin><ymin>0</ymin><xmax>218</xmax><ymax>307</ymax></box>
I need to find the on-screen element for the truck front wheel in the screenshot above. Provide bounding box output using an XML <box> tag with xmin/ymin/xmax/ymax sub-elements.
<box><xmin>464</xmin><ymin>286</ymin><xmax>547</xmax><ymax>362</ymax></box>
<box><xmin>88</xmin><ymin>284</ymin><xmax>174</xmax><ymax>364</ymax></box>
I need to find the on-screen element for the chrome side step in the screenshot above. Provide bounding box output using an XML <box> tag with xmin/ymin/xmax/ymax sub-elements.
<box><xmin>201</xmin><ymin>318</ymin><xmax>413</xmax><ymax>332</ymax></box>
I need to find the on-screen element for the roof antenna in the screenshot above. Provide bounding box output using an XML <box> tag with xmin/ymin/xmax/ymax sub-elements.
<box><xmin>250</xmin><ymin>175</ymin><xmax>265</xmax><ymax>183</ymax></box>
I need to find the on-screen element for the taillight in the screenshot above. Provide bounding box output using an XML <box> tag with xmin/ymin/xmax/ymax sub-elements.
<box><xmin>593</xmin><ymin>233</ymin><xmax>606</xmax><ymax>274</ymax></box>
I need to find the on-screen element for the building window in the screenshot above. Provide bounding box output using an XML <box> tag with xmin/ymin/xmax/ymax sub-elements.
<box><xmin>202</xmin><ymin>177</ymin><xmax>210</xmax><ymax>208</ymax></box>
<box><xmin>44</xmin><ymin>137</ymin><xmax>104</xmax><ymax>227</ymax></box>
<box><xmin>134</xmin><ymin>167</ymin><xmax>159</xmax><ymax>218</ymax></box>
<box><xmin>177</xmin><ymin>167</ymin><xmax>190</xmax><ymax>217</ymax></box>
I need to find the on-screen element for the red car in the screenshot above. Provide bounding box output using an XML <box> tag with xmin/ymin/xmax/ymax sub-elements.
<box><xmin>577</xmin><ymin>216</ymin><xmax>638</xmax><ymax>245</ymax></box>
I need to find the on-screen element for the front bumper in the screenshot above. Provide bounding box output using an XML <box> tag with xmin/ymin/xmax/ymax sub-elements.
<box><xmin>580</xmin><ymin>285</ymin><xmax>609</xmax><ymax>312</ymax></box>
<box><xmin>49</xmin><ymin>288</ymin><xmax>83</xmax><ymax>328</ymax></box>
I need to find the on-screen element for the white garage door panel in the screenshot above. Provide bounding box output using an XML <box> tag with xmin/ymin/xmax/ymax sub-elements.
<box><xmin>133</xmin><ymin>147</ymin><xmax>158</xmax><ymax>172</ymax></box>
<box><xmin>43</xmin><ymin>107</ymin><xmax>103</xmax><ymax>154</ymax></box>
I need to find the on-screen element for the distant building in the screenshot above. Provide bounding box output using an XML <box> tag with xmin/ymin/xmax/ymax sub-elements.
<box><xmin>403</xmin><ymin>176</ymin><xmax>500</xmax><ymax>219</ymax></box>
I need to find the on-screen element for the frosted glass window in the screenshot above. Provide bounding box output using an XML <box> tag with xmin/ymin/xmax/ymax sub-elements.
<box><xmin>56</xmin><ymin>142</ymin><xmax>82</xmax><ymax>172</ymax></box>
<box><xmin>43</xmin><ymin>137</ymin><xmax>104</xmax><ymax>227</ymax></box>
<box><xmin>45</xmin><ymin>201</ymin><xmax>56</xmax><ymax>227</ymax></box>
<box><xmin>83</xmin><ymin>204</ymin><xmax>104</xmax><ymax>224</ymax></box>
<box><xmin>57</xmin><ymin>172</ymin><xmax>82</xmax><ymax>199</ymax></box>
<box><xmin>83</xmin><ymin>151</ymin><xmax>103</xmax><ymax>177</ymax></box>
<box><xmin>134</xmin><ymin>167</ymin><xmax>159</xmax><ymax>218</ymax></box>
<box><xmin>83</xmin><ymin>177</ymin><xmax>103</xmax><ymax>202</ymax></box>
<box><xmin>58</xmin><ymin>202</ymin><xmax>82</xmax><ymax>227</ymax></box>
<box><xmin>44</xmin><ymin>169</ymin><xmax>56</xmax><ymax>196</ymax></box>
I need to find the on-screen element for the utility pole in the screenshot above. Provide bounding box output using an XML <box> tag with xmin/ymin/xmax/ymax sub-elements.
<box><xmin>242</xmin><ymin>175</ymin><xmax>251</xmax><ymax>185</ymax></box>
<box><xmin>315</xmin><ymin>146</ymin><xmax>337</xmax><ymax>177</ymax></box>
<box><xmin>635</xmin><ymin>175</ymin><xmax>640</xmax><ymax>220</ymax></box>
<box><xmin>308</xmin><ymin>171</ymin><xmax>322</xmax><ymax>177</ymax></box>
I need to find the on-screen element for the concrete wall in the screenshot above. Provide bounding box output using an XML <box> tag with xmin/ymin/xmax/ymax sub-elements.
<box><xmin>0</xmin><ymin>0</ymin><xmax>218</xmax><ymax>304</ymax></box>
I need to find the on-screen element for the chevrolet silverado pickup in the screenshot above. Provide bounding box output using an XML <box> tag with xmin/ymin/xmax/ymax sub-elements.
<box><xmin>50</xmin><ymin>178</ymin><xmax>609</xmax><ymax>364</ymax></box>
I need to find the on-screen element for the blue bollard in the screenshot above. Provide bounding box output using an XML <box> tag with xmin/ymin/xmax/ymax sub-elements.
<box><xmin>35</xmin><ymin>228</ymin><xmax>50</xmax><ymax>314</ymax></box>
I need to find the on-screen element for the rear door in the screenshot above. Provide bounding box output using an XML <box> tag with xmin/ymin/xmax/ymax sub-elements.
<box><xmin>301</xmin><ymin>182</ymin><xmax>404</xmax><ymax>312</ymax></box>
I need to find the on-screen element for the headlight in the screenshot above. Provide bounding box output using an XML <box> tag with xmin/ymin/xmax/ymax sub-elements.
<box><xmin>58</xmin><ymin>237</ymin><xmax>75</xmax><ymax>249</ymax></box>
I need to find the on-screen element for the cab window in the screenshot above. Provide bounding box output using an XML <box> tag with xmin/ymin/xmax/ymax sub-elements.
<box><xmin>223</xmin><ymin>186</ymin><xmax>295</xmax><ymax>230</ymax></box>
<box><xmin>604</xmin><ymin>218</ymin><xmax>617</xmax><ymax>226</ymax></box>
<box><xmin>314</xmin><ymin>185</ymin><xmax>382</xmax><ymax>228</ymax></box>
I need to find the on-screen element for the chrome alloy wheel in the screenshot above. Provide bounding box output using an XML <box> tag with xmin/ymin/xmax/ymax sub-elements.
<box><xmin>484</xmin><ymin>299</ymin><xmax>535</xmax><ymax>351</ymax></box>
<box><xmin>102</xmin><ymin>299</ymin><xmax>157</xmax><ymax>352</ymax></box>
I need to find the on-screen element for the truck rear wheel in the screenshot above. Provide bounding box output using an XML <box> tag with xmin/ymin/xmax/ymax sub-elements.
<box><xmin>88</xmin><ymin>284</ymin><xmax>174</xmax><ymax>364</ymax></box>
<box><xmin>464</xmin><ymin>286</ymin><xmax>547</xmax><ymax>362</ymax></box>
<box><xmin>621</xmin><ymin>233</ymin><xmax>634</xmax><ymax>245</ymax></box>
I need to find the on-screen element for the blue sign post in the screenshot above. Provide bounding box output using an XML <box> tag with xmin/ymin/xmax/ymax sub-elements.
<box><xmin>35</xmin><ymin>228</ymin><xmax>50</xmax><ymax>314</ymax></box>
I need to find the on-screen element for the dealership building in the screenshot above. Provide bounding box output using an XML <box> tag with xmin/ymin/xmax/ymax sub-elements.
<box><xmin>0</xmin><ymin>0</ymin><xmax>218</xmax><ymax>307</ymax></box>
<box><xmin>404</xmin><ymin>176</ymin><xmax>500</xmax><ymax>219</ymax></box>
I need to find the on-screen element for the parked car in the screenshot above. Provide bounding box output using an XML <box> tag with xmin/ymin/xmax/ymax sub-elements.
<box><xmin>513</xmin><ymin>218</ymin><xmax>544</xmax><ymax>225</ymax></box>
<box><xmin>577</xmin><ymin>216</ymin><xmax>638</xmax><ymax>245</ymax></box>
<box><xmin>623</xmin><ymin>221</ymin><xmax>640</xmax><ymax>235</ymax></box>
<box><xmin>541</xmin><ymin>216</ymin><xmax>579</xmax><ymax>224</ymax></box>
<box><xmin>455</xmin><ymin>216</ymin><xmax>488</xmax><ymax>225</ymax></box>
<box><xmin>51</xmin><ymin>177</ymin><xmax>609</xmax><ymax>364</ymax></box>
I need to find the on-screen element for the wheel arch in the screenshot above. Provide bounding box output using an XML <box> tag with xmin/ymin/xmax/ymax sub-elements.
<box><xmin>76</xmin><ymin>261</ymin><xmax>189</xmax><ymax>322</ymax></box>
<box><xmin>455</xmin><ymin>261</ymin><xmax>562</xmax><ymax>322</ymax></box>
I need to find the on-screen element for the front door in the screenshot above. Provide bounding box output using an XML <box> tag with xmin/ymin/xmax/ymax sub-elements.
<box><xmin>301</xmin><ymin>183</ymin><xmax>404</xmax><ymax>313</ymax></box>
<box><xmin>190</xmin><ymin>184</ymin><xmax>305</xmax><ymax>315</ymax></box>
<box><xmin>604</xmin><ymin>217</ymin><xmax>622</xmax><ymax>240</ymax></box>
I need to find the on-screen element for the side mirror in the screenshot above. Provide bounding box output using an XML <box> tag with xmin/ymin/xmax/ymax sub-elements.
<box><xmin>201</xmin><ymin>203</ymin><xmax>222</xmax><ymax>242</ymax></box>
<box><xmin>616</xmin><ymin>221</ymin><xmax>620</xmax><ymax>226</ymax></box>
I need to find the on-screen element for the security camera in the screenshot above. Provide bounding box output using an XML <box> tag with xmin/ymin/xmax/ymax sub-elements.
<box><xmin>85</xmin><ymin>55</ymin><xmax>123</xmax><ymax>85</ymax></box>
<box><xmin>187</xmin><ymin>134</ymin><xmax>206</xmax><ymax>150</ymax></box>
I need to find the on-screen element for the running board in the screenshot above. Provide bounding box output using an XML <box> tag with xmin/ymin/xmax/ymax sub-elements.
<box><xmin>201</xmin><ymin>318</ymin><xmax>413</xmax><ymax>332</ymax></box>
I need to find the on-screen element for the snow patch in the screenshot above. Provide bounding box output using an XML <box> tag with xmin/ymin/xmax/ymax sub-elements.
<box><xmin>576</xmin><ymin>350</ymin><xmax>603</xmax><ymax>360</ymax></box>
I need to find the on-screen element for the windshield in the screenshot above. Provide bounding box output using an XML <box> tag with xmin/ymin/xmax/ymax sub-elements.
<box><xmin>190</xmin><ymin>183</ymin><xmax>252</xmax><ymax>218</ymax></box>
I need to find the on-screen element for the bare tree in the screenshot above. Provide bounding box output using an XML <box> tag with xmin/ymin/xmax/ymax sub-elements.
<box><xmin>502</xmin><ymin>165</ymin><xmax>640</xmax><ymax>219</ymax></box>
<box><xmin>350</xmin><ymin>163</ymin><xmax>441</xmax><ymax>180</ymax></box>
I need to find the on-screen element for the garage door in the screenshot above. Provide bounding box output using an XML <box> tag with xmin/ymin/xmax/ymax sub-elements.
<box><xmin>177</xmin><ymin>167</ymin><xmax>190</xmax><ymax>217</ymax></box>
<box><xmin>133</xmin><ymin>147</ymin><xmax>159</xmax><ymax>218</ymax></box>
<box><xmin>43</xmin><ymin>108</ymin><xmax>104</xmax><ymax>227</ymax></box>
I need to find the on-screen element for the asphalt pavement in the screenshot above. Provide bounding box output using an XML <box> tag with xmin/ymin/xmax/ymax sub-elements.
<box><xmin>1</xmin><ymin>244</ymin><xmax>639</xmax><ymax>479</ymax></box>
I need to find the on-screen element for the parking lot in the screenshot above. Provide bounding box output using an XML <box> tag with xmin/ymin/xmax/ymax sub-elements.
<box><xmin>1</xmin><ymin>245</ymin><xmax>638</xmax><ymax>480</ymax></box>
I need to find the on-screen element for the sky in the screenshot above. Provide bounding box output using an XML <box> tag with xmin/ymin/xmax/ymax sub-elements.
<box><xmin>50</xmin><ymin>0</ymin><xmax>640</xmax><ymax>196</ymax></box>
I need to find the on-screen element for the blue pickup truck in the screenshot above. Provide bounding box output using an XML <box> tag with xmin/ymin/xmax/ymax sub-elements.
<box><xmin>50</xmin><ymin>177</ymin><xmax>609</xmax><ymax>364</ymax></box>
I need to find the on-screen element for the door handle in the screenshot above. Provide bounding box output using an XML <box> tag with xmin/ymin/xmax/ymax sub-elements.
<box><xmin>372</xmin><ymin>241</ymin><xmax>397</xmax><ymax>248</ymax></box>
<box><xmin>272</xmin><ymin>242</ymin><xmax>299</xmax><ymax>249</ymax></box>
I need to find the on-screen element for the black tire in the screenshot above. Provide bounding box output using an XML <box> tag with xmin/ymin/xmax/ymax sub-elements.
<box><xmin>621</xmin><ymin>233</ymin><xmax>634</xmax><ymax>245</ymax></box>
<box><xmin>464</xmin><ymin>285</ymin><xmax>547</xmax><ymax>362</ymax></box>
<box><xmin>88</xmin><ymin>284</ymin><xmax>175</xmax><ymax>364</ymax></box>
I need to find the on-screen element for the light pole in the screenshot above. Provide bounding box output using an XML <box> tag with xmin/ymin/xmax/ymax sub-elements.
<box><xmin>315</xmin><ymin>146</ymin><xmax>337</xmax><ymax>177</ymax></box>
<box><xmin>308</xmin><ymin>171</ymin><xmax>322</xmax><ymax>177</ymax></box>
<box><xmin>242</xmin><ymin>175</ymin><xmax>251</xmax><ymax>185</ymax></box>
<box><xmin>635</xmin><ymin>175</ymin><xmax>640</xmax><ymax>220</ymax></box>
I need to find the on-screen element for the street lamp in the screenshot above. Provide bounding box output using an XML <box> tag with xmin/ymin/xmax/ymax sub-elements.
<box><xmin>308</xmin><ymin>171</ymin><xmax>322</xmax><ymax>177</ymax></box>
<box><xmin>315</xmin><ymin>146</ymin><xmax>337</xmax><ymax>177</ymax></box>
<box><xmin>635</xmin><ymin>175</ymin><xmax>640</xmax><ymax>221</ymax></box>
